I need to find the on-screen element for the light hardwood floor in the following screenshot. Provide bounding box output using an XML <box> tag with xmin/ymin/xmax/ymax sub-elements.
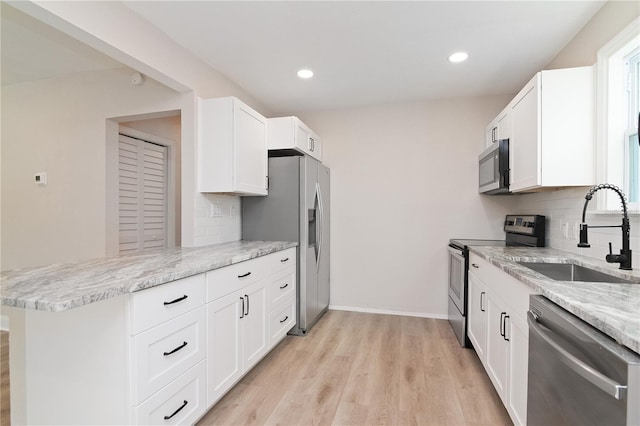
<box><xmin>0</xmin><ymin>312</ymin><xmax>511</xmax><ymax>426</ymax></box>
<box><xmin>197</xmin><ymin>310</ymin><xmax>512</xmax><ymax>426</ymax></box>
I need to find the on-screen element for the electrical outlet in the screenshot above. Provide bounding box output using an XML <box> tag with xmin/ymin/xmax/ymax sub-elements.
<box><xmin>210</xmin><ymin>203</ymin><xmax>224</xmax><ymax>217</ymax></box>
<box><xmin>561</xmin><ymin>222</ymin><xmax>569</xmax><ymax>239</ymax></box>
<box><xmin>572</xmin><ymin>222</ymin><xmax>580</xmax><ymax>241</ymax></box>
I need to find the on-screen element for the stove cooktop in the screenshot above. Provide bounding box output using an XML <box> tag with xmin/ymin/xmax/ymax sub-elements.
<box><xmin>449</xmin><ymin>239</ymin><xmax>507</xmax><ymax>249</ymax></box>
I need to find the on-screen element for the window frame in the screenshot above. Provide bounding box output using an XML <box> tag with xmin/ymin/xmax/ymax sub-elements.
<box><xmin>595</xmin><ymin>17</ymin><xmax>640</xmax><ymax>214</ymax></box>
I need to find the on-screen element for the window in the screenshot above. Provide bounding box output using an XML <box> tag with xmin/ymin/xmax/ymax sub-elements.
<box><xmin>624</xmin><ymin>48</ymin><xmax>639</xmax><ymax>205</ymax></box>
<box><xmin>597</xmin><ymin>17</ymin><xmax>640</xmax><ymax>212</ymax></box>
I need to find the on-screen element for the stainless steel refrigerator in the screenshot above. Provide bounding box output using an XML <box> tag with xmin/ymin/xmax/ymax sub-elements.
<box><xmin>242</xmin><ymin>155</ymin><xmax>330</xmax><ymax>335</ymax></box>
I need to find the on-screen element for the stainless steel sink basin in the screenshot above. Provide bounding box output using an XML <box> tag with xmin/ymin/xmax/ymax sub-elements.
<box><xmin>518</xmin><ymin>262</ymin><xmax>635</xmax><ymax>284</ymax></box>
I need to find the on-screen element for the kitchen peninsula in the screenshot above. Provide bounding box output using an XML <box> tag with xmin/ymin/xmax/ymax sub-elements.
<box><xmin>1</xmin><ymin>240</ymin><xmax>297</xmax><ymax>425</ymax></box>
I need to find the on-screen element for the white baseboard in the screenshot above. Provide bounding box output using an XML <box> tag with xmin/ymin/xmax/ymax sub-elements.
<box><xmin>329</xmin><ymin>305</ymin><xmax>448</xmax><ymax>320</ymax></box>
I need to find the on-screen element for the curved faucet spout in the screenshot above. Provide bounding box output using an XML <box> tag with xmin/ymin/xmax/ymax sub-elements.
<box><xmin>578</xmin><ymin>184</ymin><xmax>632</xmax><ymax>270</ymax></box>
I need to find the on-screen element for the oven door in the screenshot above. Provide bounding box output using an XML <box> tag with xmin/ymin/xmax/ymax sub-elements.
<box><xmin>448</xmin><ymin>245</ymin><xmax>466</xmax><ymax>314</ymax></box>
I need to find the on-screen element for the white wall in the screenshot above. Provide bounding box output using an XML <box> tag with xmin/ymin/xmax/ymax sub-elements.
<box><xmin>1</xmin><ymin>68</ymin><xmax>183</xmax><ymax>269</ymax></box>
<box><xmin>301</xmin><ymin>96</ymin><xmax>516</xmax><ymax>317</ymax></box>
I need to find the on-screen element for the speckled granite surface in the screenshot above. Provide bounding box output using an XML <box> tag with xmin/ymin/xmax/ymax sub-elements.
<box><xmin>470</xmin><ymin>246</ymin><xmax>640</xmax><ymax>353</ymax></box>
<box><xmin>1</xmin><ymin>241</ymin><xmax>297</xmax><ymax>312</ymax></box>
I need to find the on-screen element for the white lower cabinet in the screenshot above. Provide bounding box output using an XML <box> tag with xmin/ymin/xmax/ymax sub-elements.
<box><xmin>8</xmin><ymin>248</ymin><xmax>296</xmax><ymax>426</ymax></box>
<box><xmin>205</xmin><ymin>248</ymin><xmax>297</xmax><ymax>408</ymax></box>
<box><xmin>133</xmin><ymin>361</ymin><xmax>206</xmax><ymax>426</ymax></box>
<box><xmin>467</xmin><ymin>272</ymin><xmax>488</xmax><ymax>361</ymax></box>
<box><xmin>206</xmin><ymin>280</ymin><xmax>269</xmax><ymax>406</ymax></box>
<box><xmin>467</xmin><ymin>253</ymin><xmax>532</xmax><ymax>426</ymax></box>
<box><xmin>485</xmin><ymin>294</ymin><xmax>510</xmax><ymax>400</ymax></box>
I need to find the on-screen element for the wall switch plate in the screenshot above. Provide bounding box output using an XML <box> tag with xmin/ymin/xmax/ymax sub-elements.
<box><xmin>34</xmin><ymin>172</ymin><xmax>47</xmax><ymax>185</ymax></box>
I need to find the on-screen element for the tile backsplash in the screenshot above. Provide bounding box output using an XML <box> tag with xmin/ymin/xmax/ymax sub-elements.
<box><xmin>515</xmin><ymin>187</ymin><xmax>640</xmax><ymax>267</ymax></box>
<box><xmin>193</xmin><ymin>193</ymin><xmax>241</xmax><ymax>246</ymax></box>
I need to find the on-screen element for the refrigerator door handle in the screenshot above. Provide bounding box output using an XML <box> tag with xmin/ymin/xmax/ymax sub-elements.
<box><xmin>316</xmin><ymin>182</ymin><xmax>324</xmax><ymax>272</ymax></box>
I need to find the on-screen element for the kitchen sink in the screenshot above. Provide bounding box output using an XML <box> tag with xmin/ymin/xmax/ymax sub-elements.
<box><xmin>518</xmin><ymin>262</ymin><xmax>635</xmax><ymax>284</ymax></box>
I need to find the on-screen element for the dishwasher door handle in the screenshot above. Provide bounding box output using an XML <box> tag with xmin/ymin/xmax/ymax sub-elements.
<box><xmin>527</xmin><ymin>311</ymin><xmax>627</xmax><ymax>400</ymax></box>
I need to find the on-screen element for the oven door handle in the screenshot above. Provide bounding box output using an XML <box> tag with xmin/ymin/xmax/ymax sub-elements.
<box><xmin>527</xmin><ymin>311</ymin><xmax>627</xmax><ymax>400</ymax></box>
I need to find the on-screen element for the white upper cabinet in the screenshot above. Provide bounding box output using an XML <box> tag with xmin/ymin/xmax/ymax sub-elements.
<box><xmin>509</xmin><ymin>66</ymin><xmax>594</xmax><ymax>192</ymax></box>
<box><xmin>198</xmin><ymin>97</ymin><xmax>268</xmax><ymax>196</ymax></box>
<box><xmin>485</xmin><ymin>105</ymin><xmax>511</xmax><ymax>148</ymax></box>
<box><xmin>268</xmin><ymin>116</ymin><xmax>322</xmax><ymax>161</ymax></box>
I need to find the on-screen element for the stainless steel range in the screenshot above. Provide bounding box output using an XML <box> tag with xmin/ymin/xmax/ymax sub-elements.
<box><xmin>447</xmin><ymin>214</ymin><xmax>545</xmax><ymax>347</ymax></box>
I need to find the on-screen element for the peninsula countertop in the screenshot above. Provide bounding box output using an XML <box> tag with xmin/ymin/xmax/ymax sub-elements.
<box><xmin>1</xmin><ymin>240</ymin><xmax>297</xmax><ymax>313</ymax></box>
<box><xmin>469</xmin><ymin>246</ymin><xmax>640</xmax><ymax>353</ymax></box>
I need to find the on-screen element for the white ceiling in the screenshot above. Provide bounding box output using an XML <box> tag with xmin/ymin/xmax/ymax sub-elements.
<box><xmin>2</xmin><ymin>1</ymin><xmax>605</xmax><ymax>114</ymax></box>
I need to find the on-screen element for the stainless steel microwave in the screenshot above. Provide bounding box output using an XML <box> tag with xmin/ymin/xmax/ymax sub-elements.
<box><xmin>479</xmin><ymin>139</ymin><xmax>510</xmax><ymax>194</ymax></box>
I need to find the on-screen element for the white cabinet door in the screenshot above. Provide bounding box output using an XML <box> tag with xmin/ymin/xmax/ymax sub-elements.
<box><xmin>510</xmin><ymin>77</ymin><xmax>540</xmax><ymax>192</ymax></box>
<box><xmin>485</xmin><ymin>295</ymin><xmax>509</xmax><ymax>400</ymax></box>
<box><xmin>234</xmin><ymin>101</ymin><xmax>268</xmax><ymax>195</ymax></box>
<box><xmin>241</xmin><ymin>279</ymin><xmax>269</xmax><ymax>371</ymax></box>
<box><xmin>507</xmin><ymin>315</ymin><xmax>529</xmax><ymax>426</ymax></box>
<box><xmin>509</xmin><ymin>66</ymin><xmax>594</xmax><ymax>192</ymax></box>
<box><xmin>497</xmin><ymin>108</ymin><xmax>511</xmax><ymax>141</ymax></box>
<box><xmin>198</xmin><ymin>97</ymin><xmax>267</xmax><ymax>196</ymax></box>
<box><xmin>267</xmin><ymin>116</ymin><xmax>322</xmax><ymax>161</ymax></box>
<box><xmin>467</xmin><ymin>272</ymin><xmax>488</xmax><ymax>363</ymax></box>
<box><xmin>206</xmin><ymin>291</ymin><xmax>243</xmax><ymax>406</ymax></box>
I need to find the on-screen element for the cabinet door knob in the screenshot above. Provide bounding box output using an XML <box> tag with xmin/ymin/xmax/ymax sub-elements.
<box><xmin>240</xmin><ymin>297</ymin><xmax>245</xmax><ymax>319</ymax></box>
<box><xmin>480</xmin><ymin>292</ymin><xmax>486</xmax><ymax>312</ymax></box>
<box><xmin>472</xmin><ymin>263</ymin><xmax>479</xmax><ymax>269</ymax></box>
<box><xmin>500</xmin><ymin>312</ymin><xmax>507</xmax><ymax>337</ymax></box>
<box><xmin>280</xmin><ymin>315</ymin><xmax>289</xmax><ymax>323</ymax></box>
<box><xmin>279</xmin><ymin>283</ymin><xmax>289</xmax><ymax>290</ymax></box>
<box><xmin>244</xmin><ymin>294</ymin><xmax>249</xmax><ymax>316</ymax></box>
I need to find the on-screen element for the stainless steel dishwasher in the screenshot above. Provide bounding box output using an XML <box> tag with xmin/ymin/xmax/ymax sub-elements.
<box><xmin>527</xmin><ymin>295</ymin><xmax>640</xmax><ymax>426</ymax></box>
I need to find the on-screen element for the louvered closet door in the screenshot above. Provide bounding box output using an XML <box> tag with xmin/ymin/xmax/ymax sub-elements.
<box><xmin>119</xmin><ymin>135</ymin><xmax>168</xmax><ymax>254</ymax></box>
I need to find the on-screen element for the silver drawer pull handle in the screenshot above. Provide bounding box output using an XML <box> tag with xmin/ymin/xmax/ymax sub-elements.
<box><xmin>472</xmin><ymin>263</ymin><xmax>479</xmax><ymax>268</ymax></box>
<box><xmin>163</xmin><ymin>341</ymin><xmax>188</xmax><ymax>356</ymax></box>
<box><xmin>280</xmin><ymin>257</ymin><xmax>289</xmax><ymax>262</ymax></box>
<box><xmin>279</xmin><ymin>283</ymin><xmax>289</xmax><ymax>289</ymax></box>
<box><xmin>280</xmin><ymin>315</ymin><xmax>289</xmax><ymax>323</ymax></box>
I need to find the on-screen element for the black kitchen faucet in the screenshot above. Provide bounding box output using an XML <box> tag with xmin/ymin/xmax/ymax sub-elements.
<box><xmin>578</xmin><ymin>184</ymin><xmax>632</xmax><ymax>270</ymax></box>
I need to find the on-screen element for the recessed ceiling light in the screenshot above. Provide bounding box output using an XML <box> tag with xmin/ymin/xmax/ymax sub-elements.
<box><xmin>297</xmin><ymin>69</ymin><xmax>314</xmax><ymax>79</ymax></box>
<box><xmin>448</xmin><ymin>52</ymin><xmax>469</xmax><ymax>63</ymax></box>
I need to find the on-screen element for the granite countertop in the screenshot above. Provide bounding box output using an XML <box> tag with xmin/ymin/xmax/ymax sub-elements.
<box><xmin>1</xmin><ymin>240</ymin><xmax>297</xmax><ymax>313</ymax></box>
<box><xmin>469</xmin><ymin>246</ymin><xmax>640</xmax><ymax>353</ymax></box>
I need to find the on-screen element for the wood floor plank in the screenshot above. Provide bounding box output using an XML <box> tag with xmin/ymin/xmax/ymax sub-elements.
<box><xmin>198</xmin><ymin>311</ymin><xmax>512</xmax><ymax>426</ymax></box>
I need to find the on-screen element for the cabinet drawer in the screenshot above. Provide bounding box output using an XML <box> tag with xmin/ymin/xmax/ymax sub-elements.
<box><xmin>264</xmin><ymin>248</ymin><xmax>296</xmax><ymax>274</ymax></box>
<box><xmin>206</xmin><ymin>257</ymin><xmax>268</xmax><ymax>302</ymax></box>
<box><xmin>132</xmin><ymin>307</ymin><xmax>206</xmax><ymax>404</ymax></box>
<box><xmin>131</xmin><ymin>274</ymin><xmax>205</xmax><ymax>334</ymax></box>
<box><xmin>133</xmin><ymin>360</ymin><xmax>206</xmax><ymax>426</ymax></box>
<box><xmin>269</xmin><ymin>268</ymin><xmax>295</xmax><ymax>308</ymax></box>
<box><xmin>270</xmin><ymin>297</ymin><xmax>295</xmax><ymax>345</ymax></box>
<box><xmin>469</xmin><ymin>253</ymin><xmax>491</xmax><ymax>284</ymax></box>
